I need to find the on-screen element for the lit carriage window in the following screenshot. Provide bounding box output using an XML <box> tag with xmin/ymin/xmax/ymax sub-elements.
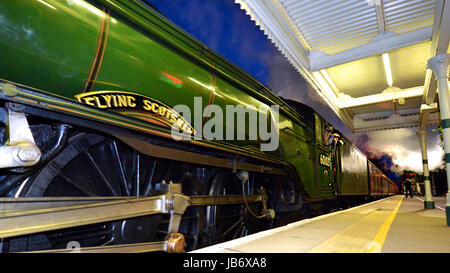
<box><xmin>322</xmin><ymin>123</ymin><xmax>329</xmax><ymax>145</ymax></box>
<box><xmin>320</xmin><ymin>120</ymin><xmax>333</xmax><ymax>146</ymax></box>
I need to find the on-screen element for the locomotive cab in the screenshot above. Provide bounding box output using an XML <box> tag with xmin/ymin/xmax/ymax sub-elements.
<box><xmin>282</xmin><ymin>99</ymin><xmax>339</xmax><ymax>197</ymax></box>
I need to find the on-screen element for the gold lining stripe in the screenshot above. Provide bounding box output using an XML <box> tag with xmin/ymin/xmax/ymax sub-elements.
<box><xmin>83</xmin><ymin>9</ymin><xmax>110</xmax><ymax>93</ymax></box>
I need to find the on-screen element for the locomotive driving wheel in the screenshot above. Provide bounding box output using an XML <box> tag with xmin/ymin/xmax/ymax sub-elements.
<box><xmin>2</xmin><ymin>133</ymin><xmax>203</xmax><ymax>252</ymax></box>
<box><xmin>206</xmin><ymin>170</ymin><xmax>271</xmax><ymax>244</ymax></box>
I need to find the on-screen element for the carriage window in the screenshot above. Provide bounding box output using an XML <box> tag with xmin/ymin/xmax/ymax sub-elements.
<box><xmin>322</xmin><ymin>123</ymin><xmax>333</xmax><ymax>146</ymax></box>
<box><xmin>316</xmin><ymin>115</ymin><xmax>333</xmax><ymax>145</ymax></box>
<box><xmin>322</xmin><ymin>123</ymin><xmax>329</xmax><ymax>145</ymax></box>
<box><xmin>315</xmin><ymin>115</ymin><xmax>333</xmax><ymax>145</ymax></box>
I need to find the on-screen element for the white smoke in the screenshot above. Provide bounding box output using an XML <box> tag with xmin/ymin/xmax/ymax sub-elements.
<box><xmin>352</xmin><ymin>128</ymin><xmax>444</xmax><ymax>172</ymax></box>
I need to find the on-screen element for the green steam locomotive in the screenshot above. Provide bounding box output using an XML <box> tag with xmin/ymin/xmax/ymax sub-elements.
<box><xmin>0</xmin><ymin>0</ymin><xmax>396</xmax><ymax>252</ymax></box>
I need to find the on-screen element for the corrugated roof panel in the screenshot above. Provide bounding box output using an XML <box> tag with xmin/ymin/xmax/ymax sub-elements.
<box><xmin>280</xmin><ymin>0</ymin><xmax>379</xmax><ymax>54</ymax></box>
<box><xmin>325</xmin><ymin>55</ymin><xmax>389</xmax><ymax>98</ymax></box>
<box><xmin>384</xmin><ymin>0</ymin><xmax>436</xmax><ymax>33</ymax></box>
<box><xmin>389</xmin><ymin>41</ymin><xmax>431</xmax><ymax>89</ymax></box>
<box><xmin>324</xmin><ymin>41</ymin><xmax>429</xmax><ymax>98</ymax></box>
<box><xmin>313</xmin><ymin>28</ymin><xmax>380</xmax><ymax>54</ymax></box>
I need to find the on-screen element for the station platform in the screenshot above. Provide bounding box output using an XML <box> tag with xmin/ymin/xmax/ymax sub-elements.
<box><xmin>192</xmin><ymin>195</ymin><xmax>450</xmax><ymax>253</ymax></box>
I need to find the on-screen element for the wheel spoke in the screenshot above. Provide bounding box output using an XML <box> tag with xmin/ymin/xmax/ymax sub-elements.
<box><xmin>57</xmin><ymin>173</ymin><xmax>96</xmax><ymax>196</ymax></box>
<box><xmin>133</xmin><ymin>153</ymin><xmax>140</xmax><ymax>197</ymax></box>
<box><xmin>111</xmin><ymin>141</ymin><xmax>130</xmax><ymax>196</ymax></box>
<box><xmin>101</xmin><ymin>237</ymin><xmax>114</xmax><ymax>246</ymax></box>
<box><xmin>157</xmin><ymin>229</ymin><xmax>168</xmax><ymax>234</ymax></box>
<box><xmin>85</xmin><ymin>150</ymin><xmax>118</xmax><ymax>196</ymax></box>
<box><xmin>239</xmin><ymin>224</ymin><xmax>246</xmax><ymax>238</ymax></box>
<box><xmin>223</xmin><ymin>218</ymin><xmax>243</xmax><ymax>237</ymax></box>
<box><xmin>143</xmin><ymin>160</ymin><xmax>156</xmax><ymax>196</ymax></box>
<box><xmin>231</xmin><ymin>222</ymin><xmax>244</xmax><ymax>240</ymax></box>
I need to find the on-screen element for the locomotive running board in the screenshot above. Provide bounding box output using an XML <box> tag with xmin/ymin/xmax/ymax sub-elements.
<box><xmin>0</xmin><ymin>194</ymin><xmax>263</xmax><ymax>239</ymax></box>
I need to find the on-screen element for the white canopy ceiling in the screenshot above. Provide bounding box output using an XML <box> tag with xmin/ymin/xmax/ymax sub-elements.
<box><xmin>235</xmin><ymin>0</ymin><xmax>450</xmax><ymax>132</ymax></box>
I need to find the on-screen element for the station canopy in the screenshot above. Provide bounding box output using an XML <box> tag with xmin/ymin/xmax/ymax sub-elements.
<box><xmin>235</xmin><ymin>0</ymin><xmax>450</xmax><ymax>132</ymax></box>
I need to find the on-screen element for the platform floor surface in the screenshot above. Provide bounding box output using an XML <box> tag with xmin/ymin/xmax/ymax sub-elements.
<box><xmin>192</xmin><ymin>195</ymin><xmax>450</xmax><ymax>253</ymax></box>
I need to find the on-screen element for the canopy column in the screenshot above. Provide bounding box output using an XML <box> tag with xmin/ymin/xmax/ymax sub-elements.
<box><xmin>427</xmin><ymin>53</ymin><xmax>450</xmax><ymax>225</ymax></box>
<box><xmin>417</xmin><ymin>130</ymin><xmax>435</xmax><ymax>209</ymax></box>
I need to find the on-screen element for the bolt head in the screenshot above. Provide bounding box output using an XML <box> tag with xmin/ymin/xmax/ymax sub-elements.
<box><xmin>17</xmin><ymin>147</ymin><xmax>40</xmax><ymax>162</ymax></box>
<box><xmin>167</xmin><ymin>233</ymin><xmax>185</xmax><ymax>253</ymax></box>
<box><xmin>2</xmin><ymin>83</ymin><xmax>18</xmax><ymax>97</ymax></box>
<box><xmin>237</xmin><ymin>170</ymin><xmax>249</xmax><ymax>183</ymax></box>
<box><xmin>265</xmin><ymin>209</ymin><xmax>276</xmax><ymax>221</ymax></box>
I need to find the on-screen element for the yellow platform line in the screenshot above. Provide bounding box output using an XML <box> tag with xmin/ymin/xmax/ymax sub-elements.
<box><xmin>307</xmin><ymin>196</ymin><xmax>404</xmax><ymax>253</ymax></box>
<box><xmin>365</xmin><ymin>195</ymin><xmax>404</xmax><ymax>253</ymax></box>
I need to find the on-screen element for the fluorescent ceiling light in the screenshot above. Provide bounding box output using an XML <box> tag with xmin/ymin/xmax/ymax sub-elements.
<box><xmin>340</xmin><ymin>86</ymin><xmax>423</xmax><ymax>108</ymax></box>
<box><xmin>382</xmin><ymin>53</ymin><xmax>393</xmax><ymax>86</ymax></box>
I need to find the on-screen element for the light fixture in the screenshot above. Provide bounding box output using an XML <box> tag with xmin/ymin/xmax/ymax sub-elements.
<box><xmin>382</xmin><ymin>53</ymin><xmax>393</xmax><ymax>86</ymax></box>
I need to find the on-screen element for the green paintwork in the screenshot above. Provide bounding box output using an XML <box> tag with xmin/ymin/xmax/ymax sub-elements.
<box><xmin>0</xmin><ymin>0</ymin><xmax>103</xmax><ymax>95</ymax></box>
<box><xmin>338</xmin><ymin>137</ymin><xmax>369</xmax><ymax>195</ymax></box>
<box><xmin>0</xmin><ymin>0</ymin><xmax>395</xmax><ymax>199</ymax></box>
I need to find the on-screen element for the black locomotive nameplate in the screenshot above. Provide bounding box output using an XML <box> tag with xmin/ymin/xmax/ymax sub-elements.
<box><xmin>75</xmin><ymin>91</ymin><xmax>195</xmax><ymax>135</ymax></box>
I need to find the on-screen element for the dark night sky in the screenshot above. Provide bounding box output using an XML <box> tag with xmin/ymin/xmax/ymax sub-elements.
<box><xmin>147</xmin><ymin>0</ymin><xmax>275</xmax><ymax>84</ymax></box>
<box><xmin>146</xmin><ymin>0</ymin><xmax>444</xmax><ymax>176</ymax></box>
